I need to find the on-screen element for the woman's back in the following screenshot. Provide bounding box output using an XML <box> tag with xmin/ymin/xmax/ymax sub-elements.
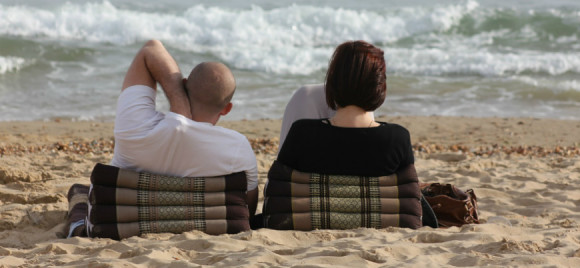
<box><xmin>260</xmin><ymin>40</ymin><xmax>423</xmax><ymax>231</ymax></box>
<box><xmin>277</xmin><ymin>118</ymin><xmax>414</xmax><ymax>176</ymax></box>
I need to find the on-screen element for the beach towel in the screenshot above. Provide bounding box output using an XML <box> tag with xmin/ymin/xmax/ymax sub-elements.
<box><xmin>263</xmin><ymin>161</ymin><xmax>422</xmax><ymax>230</ymax></box>
<box><xmin>64</xmin><ymin>163</ymin><xmax>250</xmax><ymax>240</ymax></box>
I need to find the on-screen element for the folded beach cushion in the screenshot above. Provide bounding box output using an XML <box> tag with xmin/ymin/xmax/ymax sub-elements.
<box><xmin>64</xmin><ymin>163</ymin><xmax>250</xmax><ymax>240</ymax></box>
<box><xmin>262</xmin><ymin>161</ymin><xmax>422</xmax><ymax>230</ymax></box>
<box><xmin>88</xmin><ymin>185</ymin><xmax>247</xmax><ymax>206</ymax></box>
<box><xmin>64</xmin><ymin>184</ymin><xmax>90</xmax><ymax>238</ymax></box>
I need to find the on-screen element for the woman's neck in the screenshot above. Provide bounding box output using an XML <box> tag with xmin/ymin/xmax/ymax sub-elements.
<box><xmin>330</xmin><ymin>105</ymin><xmax>378</xmax><ymax>128</ymax></box>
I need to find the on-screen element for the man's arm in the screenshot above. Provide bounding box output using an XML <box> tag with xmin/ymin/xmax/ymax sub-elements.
<box><xmin>122</xmin><ymin>40</ymin><xmax>192</xmax><ymax>118</ymax></box>
<box><xmin>247</xmin><ymin>188</ymin><xmax>258</xmax><ymax>218</ymax></box>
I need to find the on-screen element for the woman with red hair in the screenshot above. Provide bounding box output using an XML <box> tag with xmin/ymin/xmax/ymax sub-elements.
<box><xmin>253</xmin><ymin>41</ymin><xmax>429</xmax><ymax>231</ymax></box>
<box><xmin>277</xmin><ymin>40</ymin><xmax>414</xmax><ymax>176</ymax></box>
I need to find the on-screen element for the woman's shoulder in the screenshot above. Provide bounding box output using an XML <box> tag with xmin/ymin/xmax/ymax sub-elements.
<box><xmin>378</xmin><ymin>121</ymin><xmax>410</xmax><ymax>134</ymax></box>
<box><xmin>290</xmin><ymin>118</ymin><xmax>327</xmax><ymax>129</ymax></box>
<box><xmin>376</xmin><ymin>122</ymin><xmax>412</xmax><ymax>144</ymax></box>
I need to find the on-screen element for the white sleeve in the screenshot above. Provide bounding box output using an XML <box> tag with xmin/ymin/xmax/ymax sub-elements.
<box><xmin>279</xmin><ymin>84</ymin><xmax>335</xmax><ymax>151</ymax></box>
<box><xmin>237</xmin><ymin>139</ymin><xmax>258</xmax><ymax>191</ymax></box>
<box><xmin>245</xmin><ymin>164</ymin><xmax>259</xmax><ymax>191</ymax></box>
<box><xmin>114</xmin><ymin>85</ymin><xmax>164</xmax><ymax>137</ymax></box>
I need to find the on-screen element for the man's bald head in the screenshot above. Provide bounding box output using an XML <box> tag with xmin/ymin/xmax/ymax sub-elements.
<box><xmin>186</xmin><ymin>62</ymin><xmax>236</xmax><ymax>115</ymax></box>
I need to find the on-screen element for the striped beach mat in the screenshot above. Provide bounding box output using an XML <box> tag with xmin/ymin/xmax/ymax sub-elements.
<box><xmin>64</xmin><ymin>184</ymin><xmax>90</xmax><ymax>238</ymax></box>
<box><xmin>263</xmin><ymin>161</ymin><xmax>422</xmax><ymax>230</ymax></box>
<box><xmin>64</xmin><ymin>163</ymin><xmax>250</xmax><ymax>240</ymax></box>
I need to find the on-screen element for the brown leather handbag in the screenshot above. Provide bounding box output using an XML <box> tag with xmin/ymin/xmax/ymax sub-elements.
<box><xmin>420</xmin><ymin>183</ymin><xmax>480</xmax><ymax>227</ymax></box>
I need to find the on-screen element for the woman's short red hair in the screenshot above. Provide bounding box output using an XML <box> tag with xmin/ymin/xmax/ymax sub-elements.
<box><xmin>325</xmin><ymin>40</ymin><xmax>387</xmax><ymax>111</ymax></box>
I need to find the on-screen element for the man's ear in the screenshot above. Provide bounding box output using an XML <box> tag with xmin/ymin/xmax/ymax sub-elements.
<box><xmin>219</xmin><ymin>102</ymin><xmax>233</xmax><ymax>116</ymax></box>
<box><xmin>182</xmin><ymin>78</ymin><xmax>188</xmax><ymax>92</ymax></box>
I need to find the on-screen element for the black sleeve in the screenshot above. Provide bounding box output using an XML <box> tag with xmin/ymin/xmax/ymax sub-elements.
<box><xmin>276</xmin><ymin>121</ymin><xmax>302</xmax><ymax>168</ymax></box>
<box><xmin>402</xmin><ymin>127</ymin><xmax>415</xmax><ymax>166</ymax></box>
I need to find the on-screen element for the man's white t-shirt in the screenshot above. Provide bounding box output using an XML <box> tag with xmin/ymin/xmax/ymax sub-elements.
<box><xmin>111</xmin><ymin>85</ymin><xmax>258</xmax><ymax>191</ymax></box>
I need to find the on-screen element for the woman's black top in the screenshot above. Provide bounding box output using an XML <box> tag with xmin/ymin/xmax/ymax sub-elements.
<box><xmin>277</xmin><ymin>119</ymin><xmax>414</xmax><ymax>176</ymax></box>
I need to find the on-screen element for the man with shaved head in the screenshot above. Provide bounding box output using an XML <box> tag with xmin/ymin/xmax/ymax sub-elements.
<box><xmin>186</xmin><ymin>62</ymin><xmax>236</xmax><ymax>123</ymax></box>
<box><xmin>110</xmin><ymin>40</ymin><xmax>258</xmax><ymax>216</ymax></box>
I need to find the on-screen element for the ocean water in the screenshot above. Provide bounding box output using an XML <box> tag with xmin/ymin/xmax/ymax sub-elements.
<box><xmin>0</xmin><ymin>0</ymin><xmax>579</xmax><ymax>121</ymax></box>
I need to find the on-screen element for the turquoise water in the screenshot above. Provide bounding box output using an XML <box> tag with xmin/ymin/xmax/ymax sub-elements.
<box><xmin>0</xmin><ymin>0</ymin><xmax>579</xmax><ymax>121</ymax></box>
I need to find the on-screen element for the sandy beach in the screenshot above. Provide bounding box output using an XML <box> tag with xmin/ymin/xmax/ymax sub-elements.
<box><xmin>1</xmin><ymin>116</ymin><xmax>579</xmax><ymax>267</ymax></box>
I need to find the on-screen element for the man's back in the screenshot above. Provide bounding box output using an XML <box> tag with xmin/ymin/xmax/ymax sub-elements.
<box><xmin>111</xmin><ymin>85</ymin><xmax>258</xmax><ymax>190</ymax></box>
<box><xmin>108</xmin><ymin>40</ymin><xmax>259</xmax><ymax>215</ymax></box>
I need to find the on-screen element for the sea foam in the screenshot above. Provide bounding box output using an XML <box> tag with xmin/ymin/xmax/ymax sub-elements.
<box><xmin>0</xmin><ymin>56</ymin><xmax>27</xmax><ymax>74</ymax></box>
<box><xmin>1</xmin><ymin>1</ymin><xmax>579</xmax><ymax>78</ymax></box>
